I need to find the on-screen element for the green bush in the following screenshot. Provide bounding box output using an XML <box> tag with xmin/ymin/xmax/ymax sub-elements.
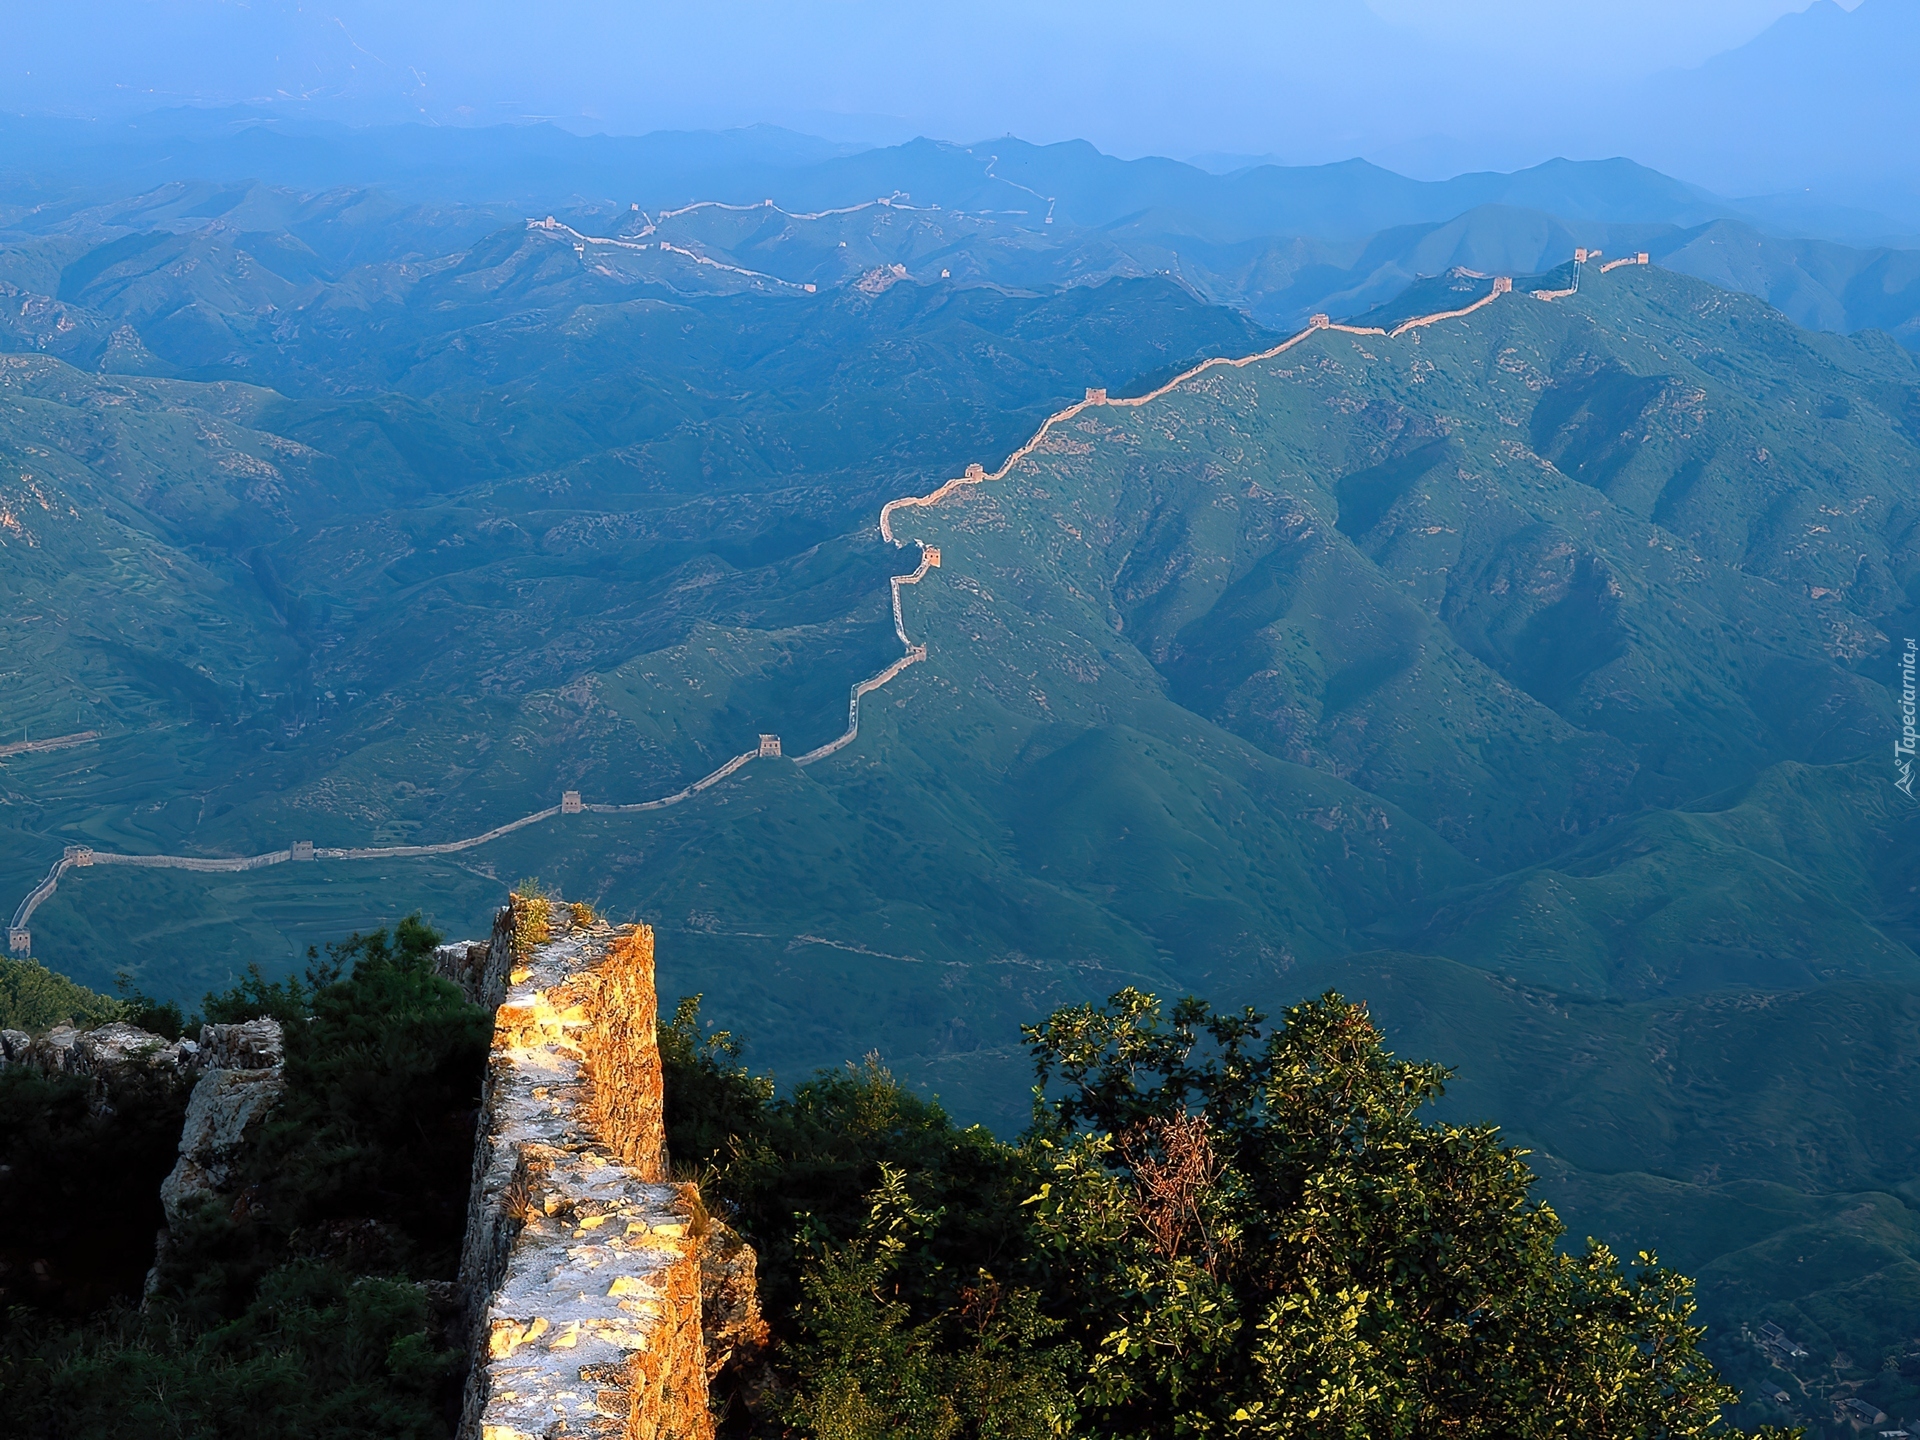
<box><xmin>0</xmin><ymin>957</ymin><xmax>124</xmax><ymax>1033</ymax></box>
<box><xmin>679</xmin><ymin>987</ymin><xmax>1802</xmax><ymax>1440</ymax></box>
<box><xmin>2</xmin><ymin>1267</ymin><xmax>457</xmax><ymax>1440</ymax></box>
<box><xmin>782</xmin><ymin>1165</ymin><xmax>1076</xmax><ymax>1440</ymax></box>
<box><xmin>669</xmin><ymin>1031</ymin><xmax>1039</xmax><ymax>1336</ymax></box>
<box><xmin>1018</xmin><ymin>988</ymin><xmax>1804</xmax><ymax>1439</ymax></box>
<box><xmin>660</xmin><ymin>993</ymin><xmax>776</xmax><ymax>1173</ymax></box>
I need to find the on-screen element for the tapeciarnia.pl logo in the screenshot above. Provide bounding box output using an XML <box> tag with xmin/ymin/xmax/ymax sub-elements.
<box><xmin>1899</xmin><ymin>637</ymin><xmax>1917</xmax><ymax>797</ymax></box>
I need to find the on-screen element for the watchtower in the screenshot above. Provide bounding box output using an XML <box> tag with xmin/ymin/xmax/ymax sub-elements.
<box><xmin>1574</xmin><ymin>248</ymin><xmax>1589</xmax><ymax>263</ymax></box>
<box><xmin>965</xmin><ymin>464</ymin><xmax>985</xmax><ymax>480</ymax></box>
<box><xmin>923</xmin><ymin>547</ymin><xmax>941</xmax><ymax>568</ymax></box>
<box><xmin>8</xmin><ymin>928</ymin><xmax>28</xmax><ymax>956</ymax></box>
<box><xmin>561</xmin><ymin>791</ymin><xmax>584</xmax><ymax>814</ymax></box>
<box><xmin>291</xmin><ymin>840</ymin><xmax>315</xmax><ymax>861</ymax></box>
<box><xmin>758</xmin><ymin>735</ymin><xmax>783</xmax><ymax>758</ymax></box>
<box><xmin>1637</xmin><ymin>252</ymin><xmax>1649</xmax><ymax>265</ymax></box>
<box><xmin>64</xmin><ymin>846</ymin><xmax>93</xmax><ymax>867</ymax></box>
<box><xmin>1309</xmin><ymin>313</ymin><xmax>1331</xmax><ymax>328</ymax></box>
<box><xmin>1492</xmin><ymin>276</ymin><xmax>1513</xmax><ymax>295</ymax></box>
<box><xmin>1085</xmin><ymin>387</ymin><xmax>1107</xmax><ymax>403</ymax></box>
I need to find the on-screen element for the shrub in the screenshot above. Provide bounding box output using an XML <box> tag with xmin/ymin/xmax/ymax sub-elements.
<box><xmin>682</xmin><ymin>986</ymin><xmax>1800</xmax><ymax>1440</ymax></box>
<box><xmin>0</xmin><ymin>957</ymin><xmax>124</xmax><ymax>1033</ymax></box>
<box><xmin>660</xmin><ymin>993</ymin><xmax>775</xmax><ymax>1172</ymax></box>
<box><xmin>782</xmin><ymin>1165</ymin><xmax>1075</xmax><ymax>1440</ymax></box>
<box><xmin>1021</xmin><ymin>989</ymin><xmax>1797</xmax><ymax>1440</ymax></box>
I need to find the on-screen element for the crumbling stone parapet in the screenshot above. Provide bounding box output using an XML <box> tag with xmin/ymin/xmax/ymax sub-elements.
<box><xmin>196</xmin><ymin>1017</ymin><xmax>283</xmax><ymax>1071</ymax></box>
<box><xmin>6</xmin><ymin>1019</ymin><xmax>198</xmax><ymax>1082</ymax></box>
<box><xmin>458</xmin><ymin>899</ymin><xmax>706</xmax><ymax>1440</ymax></box>
<box><xmin>436</xmin><ymin>939</ymin><xmax>496</xmax><ymax>1008</ymax></box>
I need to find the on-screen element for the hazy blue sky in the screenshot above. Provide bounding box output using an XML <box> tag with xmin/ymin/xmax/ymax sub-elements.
<box><xmin>0</xmin><ymin>0</ymin><xmax>1887</xmax><ymax>186</ymax></box>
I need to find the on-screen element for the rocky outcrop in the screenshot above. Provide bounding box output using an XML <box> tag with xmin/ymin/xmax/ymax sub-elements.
<box><xmin>700</xmin><ymin>1218</ymin><xmax>775</xmax><ymax>1417</ymax></box>
<box><xmin>456</xmin><ymin>895</ymin><xmax>755</xmax><ymax>1440</ymax></box>
<box><xmin>158</xmin><ymin>1031</ymin><xmax>286</xmax><ymax>1221</ymax></box>
<box><xmin>436</xmin><ymin>939</ymin><xmax>494</xmax><ymax>1008</ymax></box>
<box><xmin>195</xmin><ymin>1016</ymin><xmax>283</xmax><ymax>1070</ymax></box>
<box><xmin>1</xmin><ymin>1020</ymin><xmax>196</xmax><ymax>1082</ymax></box>
<box><xmin>148</xmin><ymin>1019</ymin><xmax>287</xmax><ymax>1289</ymax></box>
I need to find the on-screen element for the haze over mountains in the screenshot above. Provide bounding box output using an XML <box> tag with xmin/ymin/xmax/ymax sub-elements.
<box><xmin>10</xmin><ymin>116</ymin><xmax>1920</xmax><ymax>356</ymax></box>
<box><xmin>10</xmin><ymin>0</ymin><xmax>1918</xmax><ymax>222</ymax></box>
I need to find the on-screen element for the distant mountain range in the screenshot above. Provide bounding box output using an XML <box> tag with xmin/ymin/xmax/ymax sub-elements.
<box><xmin>12</xmin><ymin>0</ymin><xmax>1920</xmax><ymax>218</ymax></box>
<box><xmin>1620</xmin><ymin>0</ymin><xmax>1920</xmax><ymax>211</ymax></box>
<box><xmin>8</xmin><ymin>252</ymin><xmax>1910</xmax><ymax>1431</ymax></box>
<box><xmin>9</xmin><ymin>111</ymin><xmax>1916</xmax><ymax>247</ymax></box>
<box><xmin>8</xmin><ymin>131</ymin><xmax>1920</xmax><ymax>374</ymax></box>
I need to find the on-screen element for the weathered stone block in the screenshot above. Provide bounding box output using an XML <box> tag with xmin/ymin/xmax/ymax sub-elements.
<box><xmin>197</xmin><ymin>1017</ymin><xmax>284</xmax><ymax>1071</ymax></box>
<box><xmin>159</xmin><ymin>1066</ymin><xmax>287</xmax><ymax>1225</ymax></box>
<box><xmin>436</xmin><ymin>940</ymin><xmax>495</xmax><ymax>1007</ymax></box>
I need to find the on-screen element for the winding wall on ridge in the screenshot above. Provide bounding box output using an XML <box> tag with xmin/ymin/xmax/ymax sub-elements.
<box><xmin>9</xmin><ymin>259</ymin><xmax>1641</xmax><ymax>951</ymax></box>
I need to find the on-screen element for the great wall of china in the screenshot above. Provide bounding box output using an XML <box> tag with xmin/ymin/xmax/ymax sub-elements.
<box><xmin>6</xmin><ymin>254</ymin><xmax>1646</xmax><ymax>957</ymax></box>
<box><xmin>452</xmin><ymin>896</ymin><xmax>767</xmax><ymax>1440</ymax></box>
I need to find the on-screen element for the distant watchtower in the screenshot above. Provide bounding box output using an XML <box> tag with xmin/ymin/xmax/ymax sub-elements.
<box><xmin>1085</xmin><ymin>387</ymin><xmax>1107</xmax><ymax>403</ymax></box>
<box><xmin>965</xmin><ymin>464</ymin><xmax>985</xmax><ymax>480</ymax></box>
<box><xmin>8</xmin><ymin>928</ymin><xmax>28</xmax><ymax>956</ymax></box>
<box><xmin>1637</xmin><ymin>252</ymin><xmax>1650</xmax><ymax>265</ymax></box>
<box><xmin>64</xmin><ymin>846</ymin><xmax>93</xmax><ymax>867</ymax></box>
<box><xmin>561</xmin><ymin>791</ymin><xmax>584</xmax><ymax>814</ymax></box>
<box><xmin>922</xmin><ymin>547</ymin><xmax>942</xmax><ymax>568</ymax></box>
<box><xmin>1492</xmin><ymin>276</ymin><xmax>1513</xmax><ymax>295</ymax></box>
<box><xmin>291</xmin><ymin>840</ymin><xmax>315</xmax><ymax>861</ymax></box>
<box><xmin>1309</xmin><ymin>313</ymin><xmax>1331</xmax><ymax>328</ymax></box>
<box><xmin>758</xmin><ymin>735</ymin><xmax>783</xmax><ymax>758</ymax></box>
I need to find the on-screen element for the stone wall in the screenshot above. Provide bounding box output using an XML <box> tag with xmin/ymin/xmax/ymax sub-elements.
<box><xmin>456</xmin><ymin>896</ymin><xmax>752</xmax><ymax>1440</ymax></box>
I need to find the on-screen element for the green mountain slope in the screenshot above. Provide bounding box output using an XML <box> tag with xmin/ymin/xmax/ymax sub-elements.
<box><xmin>8</xmin><ymin>248</ymin><xmax>1920</xmax><ymax>1429</ymax></box>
